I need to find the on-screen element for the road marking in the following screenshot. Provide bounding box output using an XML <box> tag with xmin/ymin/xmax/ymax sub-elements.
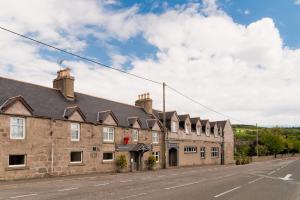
<box><xmin>94</xmin><ymin>182</ymin><xmax>110</xmax><ymax>187</ymax></box>
<box><xmin>280</xmin><ymin>174</ymin><xmax>293</xmax><ymax>181</ymax></box>
<box><xmin>10</xmin><ymin>194</ymin><xmax>38</xmax><ymax>199</ymax></box>
<box><xmin>248</xmin><ymin>177</ymin><xmax>264</xmax><ymax>184</ymax></box>
<box><xmin>267</xmin><ymin>170</ymin><xmax>276</xmax><ymax>175</ymax></box>
<box><xmin>120</xmin><ymin>179</ymin><xmax>132</xmax><ymax>183</ymax></box>
<box><xmin>157</xmin><ymin>175</ymin><xmax>166</xmax><ymax>178</ymax></box>
<box><xmin>119</xmin><ymin>193</ymin><xmax>147</xmax><ymax>199</ymax></box>
<box><xmin>58</xmin><ymin>187</ymin><xmax>78</xmax><ymax>192</ymax></box>
<box><xmin>214</xmin><ymin>186</ymin><xmax>241</xmax><ymax>198</ymax></box>
<box><xmin>164</xmin><ymin>180</ymin><xmax>204</xmax><ymax>190</ymax></box>
<box><xmin>170</xmin><ymin>173</ymin><xmax>178</xmax><ymax>176</ymax></box>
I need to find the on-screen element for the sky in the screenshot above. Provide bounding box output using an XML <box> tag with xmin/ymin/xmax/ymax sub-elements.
<box><xmin>0</xmin><ymin>0</ymin><xmax>300</xmax><ymax>126</ymax></box>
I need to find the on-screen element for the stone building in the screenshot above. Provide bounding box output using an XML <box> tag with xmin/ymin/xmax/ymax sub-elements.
<box><xmin>0</xmin><ymin>68</ymin><xmax>234</xmax><ymax>180</ymax></box>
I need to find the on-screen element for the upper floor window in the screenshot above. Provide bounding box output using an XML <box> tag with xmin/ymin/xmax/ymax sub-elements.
<box><xmin>206</xmin><ymin>127</ymin><xmax>210</xmax><ymax>137</ymax></box>
<box><xmin>132</xmin><ymin>129</ymin><xmax>139</xmax><ymax>142</ymax></box>
<box><xmin>10</xmin><ymin>117</ymin><xmax>25</xmax><ymax>139</ymax></box>
<box><xmin>185</xmin><ymin>122</ymin><xmax>189</xmax><ymax>134</ymax></box>
<box><xmin>103</xmin><ymin>127</ymin><xmax>114</xmax><ymax>142</ymax></box>
<box><xmin>152</xmin><ymin>132</ymin><xmax>159</xmax><ymax>144</ymax></box>
<box><xmin>211</xmin><ymin>147</ymin><xmax>219</xmax><ymax>158</ymax></box>
<box><xmin>200</xmin><ymin>147</ymin><xmax>206</xmax><ymax>159</ymax></box>
<box><xmin>171</xmin><ymin>121</ymin><xmax>177</xmax><ymax>133</ymax></box>
<box><xmin>196</xmin><ymin>126</ymin><xmax>201</xmax><ymax>135</ymax></box>
<box><xmin>71</xmin><ymin>123</ymin><xmax>80</xmax><ymax>141</ymax></box>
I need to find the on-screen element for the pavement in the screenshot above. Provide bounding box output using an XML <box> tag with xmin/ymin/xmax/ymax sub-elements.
<box><xmin>0</xmin><ymin>157</ymin><xmax>299</xmax><ymax>200</ymax></box>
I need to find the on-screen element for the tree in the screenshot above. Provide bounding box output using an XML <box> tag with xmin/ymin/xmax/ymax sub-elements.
<box><xmin>260</xmin><ymin>131</ymin><xmax>285</xmax><ymax>158</ymax></box>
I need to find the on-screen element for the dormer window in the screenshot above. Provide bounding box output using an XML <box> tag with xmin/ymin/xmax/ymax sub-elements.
<box><xmin>206</xmin><ymin>127</ymin><xmax>210</xmax><ymax>136</ymax></box>
<box><xmin>185</xmin><ymin>122</ymin><xmax>189</xmax><ymax>134</ymax></box>
<box><xmin>196</xmin><ymin>126</ymin><xmax>201</xmax><ymax>135</ymax></box>
<box><xmin>171</xmin><ymin>121</ymin><xmax>177</xmax><ymax>132</ymax></box>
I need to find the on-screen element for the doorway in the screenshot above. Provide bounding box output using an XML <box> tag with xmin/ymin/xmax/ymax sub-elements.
<box><xmin>169</xmin><ymin>148</ymin><xmax>178</xmax><ymax>167</ymax></box>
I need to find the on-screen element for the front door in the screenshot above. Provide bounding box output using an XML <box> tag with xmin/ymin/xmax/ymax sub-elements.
<box><xmin>169</xmin><ymin>148</ymin><xmax>178</xmax><ymax>167</ymax></box>
<box><xmin>131</xmin><ymin>152</ymin><xmax>140</xmax><ymax>171</ymax></box>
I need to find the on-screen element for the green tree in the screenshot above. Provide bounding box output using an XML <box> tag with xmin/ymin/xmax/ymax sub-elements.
<box><xmin>260</xmin><ymin>131</ymin><xmax>285</xmax><ymax>158</ymax></box>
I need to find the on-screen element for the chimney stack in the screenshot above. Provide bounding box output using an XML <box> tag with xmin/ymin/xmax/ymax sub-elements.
<box><xmin>53</xmin><ymin>68</ymin><xmax>75</xmax><ymax>100</ymax></box>
<box><xmin>135</xmin><ymin>92</ymin><xmax>152</xmax><ymax>114</ymax></box>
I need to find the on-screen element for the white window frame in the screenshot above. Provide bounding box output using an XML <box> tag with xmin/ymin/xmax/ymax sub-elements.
<box><xmin>103</xmin><ymin>127</ymin><xmax>114</xmax><ymax>142</ymax></box>
<box><xmin>184</xmin><ymin>146</ymin><xmax>197</xmax><ymax>153</ymax></box>
<box><xmin>10</xmin><ymin>117</ymin><xmax>25</xmax><ymax>139</ymax></box>
<box><xmin>70</xmin><ymin>151</ymin><xmax>83</xmax><ymax>164</ymax></box>
<box><xmin>71</xmin><ymin>123</ymin><xmax>80</xmax><ymax>141</ymax></box>
<box><xmin>152</xmin><ymin>151</ymin><xmax>160</xmax><ymax>163</ymax></box>
<box><xmin>185</xmin><ymin>122</ymin><xmax>189</xmax><ymax>134</ymax></box>
<box><xmin>152</xmin><ymin>132</ymin><xmax>159</xmax><ymax>144</ymax></box>
<box><xmin>206</xmin><ymin>127</ymin><xmax>210</xmax><ymax>137</ymax></box>
<box><xmin>103</xmin><ymin>152</ymin><xmax>115</xmax><ymax>162</ymax></box>
<box><xmin>171</xmin><ymin>121</ymin><xmax>177</xmax><ymax>133</ymax></box>
<box><xmin>200</xmin><ymin>147</ymin><xmax>205</xmax><ymax>159</ymax></box>
<box><xmin>8</xmin><ymin>154</ymin><xmax>26</xmax><ymax>167</ymax></box>
<box><xmin>132</xmin><ymin>129</ymin><xmax>139</xmax><ymax>142</ymax></box>
<box><xmin>196</xmin><ymin>126</ymin><xmax>201</xmax><ymax>135</ymax></box>
<box><xmin>211</xmin><ymin>147</ymin><xmax>219</xmax><ymax>158</ymax></box>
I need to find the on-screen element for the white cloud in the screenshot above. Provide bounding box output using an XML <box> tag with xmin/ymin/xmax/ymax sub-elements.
<box><xmin>295</xmin><ymin>0</ymin><xmax>300</xmax><ymax>5</ymax></box>
<box><xmin>0</xmin><ymin>1</ymin><xmax>300</xmax><ymax>126</ymax></box>
<box><xmin>244</xmin><ymin>9</ymin><xmax>250</xmax><ymax>15</ymax></box>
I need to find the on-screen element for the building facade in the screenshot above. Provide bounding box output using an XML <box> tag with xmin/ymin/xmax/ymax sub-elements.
<box><xmin>0</xmin><ymin>68</ymin><xmax>234</xmax><ymax>180</ymax></box>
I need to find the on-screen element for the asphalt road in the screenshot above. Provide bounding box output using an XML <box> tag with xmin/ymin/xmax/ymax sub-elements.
<box><xmin>0</xmin><ymin>157</ymin><xmax>299</xmax><ymax>200</ymax></box>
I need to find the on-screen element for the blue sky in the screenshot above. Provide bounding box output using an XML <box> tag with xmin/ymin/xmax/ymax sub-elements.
<box><xmin>1</xmin><ymin>0</ymin><xmax>300</xmax><ymax>126</ymax></box>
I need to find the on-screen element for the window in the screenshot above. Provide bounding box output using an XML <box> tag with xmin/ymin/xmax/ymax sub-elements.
<box><xmin>196</xmin><ymin>126</ymin><xmax>201</xmax><ymax>135</ymax></box>
<box><xmin>70</xmin><ymin>151</ymin><xmax>82</xmax><ymax>163</ymax></box>
<box><xmin>206</xmin><ymin>127</ymin><xmax>210</xmax><ymax>136</ymax></box>
<box><xmin>171</xmin><ymin>121</ymin><xmax>177</xmax><ymax>132</ymax></box>
<box><xmin>152</xmin><ymin>132</ymin><xmax>159</xmax><ymax>144</ymax></box>
<box><xmin>200</xmin><ymin>147</ymin><xmax>206</xmax><ymax>159</ymax></box>
<box><xmin>71</xmin><ymin>123</ymin><xmax>80</xmax><ymax>141</ymax></box>
<box><xmin>103</xmin><ymin>152</ymin><xmax>114</xmax><ymax>161</ymax></box>
<box><xmin>211</xmin><ymin>147</ymin><xmax>219</xmax><ymax>158</ymax></box>
<box><xmin>152</xmin><ymin>152</ymin><xmax>160</xmax><ymax>163</ymax></box>
<box><xmin>184</xmin><ymin>146</ymin><xmax>197</xmax><ymax>153</ymax></box>
<box><xmin>132</xmin><ymin>129</ymin><xmax>139</xmax><ymax>142</ymax></box>
<box><xmin>185</xmin><ymin>122</ymin><xmax>189</xmax><ymax>134</ymax></box>
<box><xmin>10</xmin><ymin>117</ymin><xmax>25</xmax><ymax>139</ymax></box>
<box><xmin>103</xmin><ymin>127</ymin><xmax>114</xmax><ymax>142</ymax></box>
<box><xmin>9</xmin><ymin>155</ymin><xmax>26</xmax><ymax>167</ymax></box>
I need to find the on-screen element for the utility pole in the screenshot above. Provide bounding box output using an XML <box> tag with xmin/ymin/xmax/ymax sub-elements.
<box><xmin>256</xmin><ymin>123</ymin><xmax>259</xmax><ymax>157</ymax></box>
<box><xmin>163</xmin><ymin>82</ymin><xmax>167</xmax><ymax>168</ymax></box>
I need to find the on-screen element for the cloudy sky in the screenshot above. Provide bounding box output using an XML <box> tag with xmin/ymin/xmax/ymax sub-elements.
<box><xmin>0</xmin><ymin>0</ymin><xmax>300</xmax><ymax>126</ymax></box>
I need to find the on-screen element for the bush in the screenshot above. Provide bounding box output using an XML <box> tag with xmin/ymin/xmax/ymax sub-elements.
<box><xmin>148</xmin><ymin>155</ymin><xmax>156</xmax><ymax>170</ymax></box>
<box><xmin>116</xmin><ymin>154</ymin><xmax>127</xmax><ymax>171</ymax></box>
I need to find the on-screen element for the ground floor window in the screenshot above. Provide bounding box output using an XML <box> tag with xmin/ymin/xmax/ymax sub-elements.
<box><xmin>211</xmin><ymin>147</ymin><xmax>219</xmax><ymax>158</ymax></box>
<box><xmin>9</xmin><ymin>155</ymin><xmax>26</xmax><ymax>167</ymax></box>
<box><xmin>200</xmin><ymin>147</ymin><xmax>206</xmax><ymax>159</ymax></box>
<box><xmin>184</xmin><ymin>146</ymin><xmax>197</xmax><ymax>153</ymax></box>
<box><xmin>152</xmin><ymin>151</ymin><xmax>160</xmax><ymax>163</ymax></box>
<box><xmin>70</xmin><ymin>151</ymin><xmax>82</xmax><ymax>163</ymax></box>
<box><xmin>103</xmin><ymin>152</ymin><xmax>114</xmax><ymax>161</ymax></box>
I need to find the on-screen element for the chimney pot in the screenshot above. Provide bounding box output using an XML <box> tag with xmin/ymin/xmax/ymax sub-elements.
<box><xmin>135</xmin><ymin>92</ymin><xmax>153</xmax><ymax>114</ymax></box>
<box><xmin>53</xmin><ymin>68</ymin><xmax>75</xmax><ymax>100</ymax></box>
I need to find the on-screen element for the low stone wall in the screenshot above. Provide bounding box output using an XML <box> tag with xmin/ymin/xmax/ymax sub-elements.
<box><xmin>251</xmin><ymin>153</ymin><xmax>300</xmax><ymax>162</ymax></box>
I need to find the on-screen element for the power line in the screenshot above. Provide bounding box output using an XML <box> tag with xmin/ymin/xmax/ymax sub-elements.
<box><xmin>0</xmin><ymin>26</ymin><xmax>162</xmax><ymax>85</ymax></box>
<box><xmin>166</xmin><ymin>84</ymin><xmax>247</xmax><ymax>124</ymax></box>
<box><xmin>0</xmin><ymin>26</ymin><xmax>249</xmax><ymax>124</ymax></box>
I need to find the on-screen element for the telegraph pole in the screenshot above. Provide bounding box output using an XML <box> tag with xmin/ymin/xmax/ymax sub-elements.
<box><xmin>163</xmin><ymin>82</ymin><xmax>167</xmax><ymax>168</ymax></box>
<box><xmin>256</xmin><ymin>123</ymin><xmax>259</xmax><ymax>157</ymax></box>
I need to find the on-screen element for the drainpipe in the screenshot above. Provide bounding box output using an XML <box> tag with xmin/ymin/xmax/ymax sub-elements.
<box><xmin>50</xmin><ymin>119</ymin><xmax>54</xmax><ymax>174</ymax></box>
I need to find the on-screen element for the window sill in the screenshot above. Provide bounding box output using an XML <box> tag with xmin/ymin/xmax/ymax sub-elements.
<box><xmin>103</xmin><ymin>141</ymin><xmax>114</xmax><ymax>144</ymax></box>
<box><xmin>102</xmin><ymin>160</ymin><xmax>114</xmax><ymax>164</ymax></box>
<box><xmin>69</xmin><ymin>163</ymin><xmax>85</xmax><ymax>166</ymax></box>
<box><xmin>5</xmin><ymin>166</ymin><xmax>29</xmax><ymax>171</ymax></box>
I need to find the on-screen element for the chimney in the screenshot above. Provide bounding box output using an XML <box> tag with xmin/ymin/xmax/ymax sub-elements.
<box><xmin>135</xmin><ymin>92</ymin><xmax>153</xmax><ymax>114</ymax></box>
<box><xmin>53</xmin><ymin>68</ymin><xmax>75</xmax><ymax>100</ymax></box>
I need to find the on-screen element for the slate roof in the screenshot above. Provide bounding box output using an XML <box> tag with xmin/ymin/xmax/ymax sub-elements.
<box><xmin>0</xmin><ymin>77</ymin><xmax>153</xmax><ymax>130</ymax></box>
<box><xmin>190</xmin><ymin>117</ymin><xmax>201</xmax><ymax>131</ymax></box>
<box><xmin>216</xmin><ymin>120</ymin><xmax>227</xmax><ymax>131</ymax></box>
<box><xmin>178</xmin><ymin>114</ymin><xmax>190</xmax><ymax>122</ymax></box>
<box><xmin>200</xmin><ymin>119</ymin><xmax>209</xmax><ymax>127</ymax></box>
<box><xmin>63</xmin><ymin>106</ymin><xmax>86</xmax><ymax>121</ymax></box>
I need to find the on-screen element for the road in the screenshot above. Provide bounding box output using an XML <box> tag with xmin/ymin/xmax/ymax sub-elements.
<box><xmin>0</xmin><ymin>157</ymin><xmax>299</xmax><ymax>200</ymax></box>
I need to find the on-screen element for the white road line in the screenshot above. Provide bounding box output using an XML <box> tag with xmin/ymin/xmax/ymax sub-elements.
<box><xmin>119</xmin><ymin>193</ymin><xmax>147</xmax><ymax>200</ymax></box>
<box><xmin>164</xmin><ymin>180</ymin><xmax>204</xmax><ymax>190</ymax></box>
<box><xmin>248</xmin><ymin>177</ymin><xmax>264</xmax><ymax>184</ymax></box>
<box><xmin>268</xmin><ymin>170</ymin><xmax>276</xmax><ymax>175</ymax></box>
<box><xmin>214</xmin><ymin>186</ymin><xmax>241</xmax><ymax>198</ymax></box>
<box><xmin>120</xmin><ymin>179</ymin><xmax>132</xmax><ymax>183</ymax></box>
<box><xmin>170</xmin><ymin>173</ymin><xmax>178</xmax><ymax>176</ymax></box>
<box><xmin>57</xmin><ymin>187</ymin><xmax>79</xmax><ymax>192</ymax></box>
<box><xmin>94</xmin><ymin>182</ymin><xmax>110</xmax><ymax>187</ymax></box>
<box><xmin>157</xmin><ymin>175</ymin><xmax>166</xmax><ymax>178</ymax></box>
<box><xmin>10</xmin><ymin>194</ymin><xmax>38</xmax><ymax>199</ymax></box>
